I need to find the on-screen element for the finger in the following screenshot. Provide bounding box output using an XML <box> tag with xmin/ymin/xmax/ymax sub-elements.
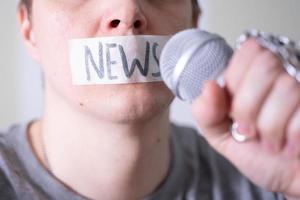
<box><xmin>284</xmin><ymin>106</ymin><xmax>300</xmax><ymax>158</ymax></box>
<box><xmin>231</xmin><ymin>50</ymin><xmax>283</xmax><ymax>136</ymax></box>
<box><xmin>224</xmin><ymin>39</ymin><xmax>264</xmax><ymax>95</ymax></box>
<box><xmin>192</xmin><ymin>80</ymin><xmax>231</xmax><ymax>139</ymax></box>
<box><xmin>257</xmin><ymin>74</ymin><xmax>300</xmax><ymax>153</ymax></box>
<box><xmin>193</xmin><ymin>81</ymin><xmax>266</xmax><ymax>172</ymax></box>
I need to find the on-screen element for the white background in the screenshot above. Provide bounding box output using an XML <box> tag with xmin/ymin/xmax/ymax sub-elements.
<box><xmin>1</xmin><ymin>0</ymin><xmax>300</xmax><ymax>129</ymax></box>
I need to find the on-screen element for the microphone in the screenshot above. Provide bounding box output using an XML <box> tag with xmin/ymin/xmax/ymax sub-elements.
<box><xmin>160</xmin><ymin>28</ymin><xmax>233</xmax><ymax>102</ymax></box>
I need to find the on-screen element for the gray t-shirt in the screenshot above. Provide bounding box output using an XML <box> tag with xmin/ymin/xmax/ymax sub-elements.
<box><xmin>0</xmin><ymin>121</ymin><xmax>285</xmax><ymax>200</ymax></box>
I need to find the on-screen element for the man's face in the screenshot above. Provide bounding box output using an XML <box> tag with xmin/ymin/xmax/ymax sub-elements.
<box><xmin>27</xmin><ymin>0</ymin><xmax>197</xmax><ymax>123</ymax></box>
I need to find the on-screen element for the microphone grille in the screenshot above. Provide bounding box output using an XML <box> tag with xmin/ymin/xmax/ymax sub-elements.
<box><xmin>160</xmin><ymin>29</ymin><xmax>233</xmax><ymax>102</ymax></box>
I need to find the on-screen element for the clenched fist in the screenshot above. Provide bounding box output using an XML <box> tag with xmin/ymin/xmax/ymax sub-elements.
<box><xmin>192</xmin><ymin>39</ymin><xmax>300</xmax><ymax>199</ymax></box>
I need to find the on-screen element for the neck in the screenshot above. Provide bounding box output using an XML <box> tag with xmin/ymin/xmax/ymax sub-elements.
<box><xmin>32</xmin><ymin>88</ymin><xmax>171</xmax><ymax>200</ymax></box>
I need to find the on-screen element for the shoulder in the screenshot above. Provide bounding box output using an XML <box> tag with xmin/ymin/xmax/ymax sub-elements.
<box><xmin>0</xmin><ymin>123</ymin><xmax>24</xmax><ymax>159</ymax></box>
<box><xmin>0</xmin><ymin>123</ymin><xmax>23</xmax><ymax>146</ymax></box>
<box><xmin>0</xmin><ymin>124</ymin><xmax>25</xmax><ymax>199</ymax></box>
<box><xmin>0</xmin><ymin>123</ymin><xmax>21</xmax><ymax>156</ymax></box>
<box><xmin>0</xmin><ymin>165</ymin><xmax>17</xmax><ymax>199</ymax></box>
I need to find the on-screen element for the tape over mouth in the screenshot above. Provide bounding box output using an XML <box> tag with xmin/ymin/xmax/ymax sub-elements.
<box><xmin>69</xmin><ymin>35</ymin><xmax>171</xmax><ymax>85</ymax></box>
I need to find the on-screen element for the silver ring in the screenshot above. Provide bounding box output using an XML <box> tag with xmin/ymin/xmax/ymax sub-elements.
<box><xmin>230</xmin><ymin>122</ymin><xmax>250</xmax><ymax>143</ymax></box>
<box><xmin>236</xmin><ymin>29</ymin><xmax>300</xmax><ymax>83</ymax></box>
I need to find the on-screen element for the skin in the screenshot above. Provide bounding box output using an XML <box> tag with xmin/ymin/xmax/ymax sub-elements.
<box><xmin>193</xmin><ymin>40</ymin><xmax>300</xmax><ymax>199</ymax></box>
<box><xmin>19</xmin><ymin>0</ymin><xmax>196</xmax><ymax>199</ymax></box>
<box><xmin>17</xmin><ymin>0</ymin><xmax>300</xmax><ymax>199</ymax></box>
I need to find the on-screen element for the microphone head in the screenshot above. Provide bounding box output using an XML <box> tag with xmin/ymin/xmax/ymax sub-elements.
<box><xmin>160</xmin><ymin>28</ymin><xmax>233</xmax><ymax>102</ymax></box>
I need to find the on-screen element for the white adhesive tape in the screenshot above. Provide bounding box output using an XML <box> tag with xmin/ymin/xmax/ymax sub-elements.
<box><xmin>69</xmin><ymin>35</ymin><xmax>171</xmax><ymax>85</ymax></box>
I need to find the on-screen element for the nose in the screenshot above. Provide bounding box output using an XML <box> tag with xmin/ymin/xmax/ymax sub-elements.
<box><xmin>100</xmin><ymin>3</ymin><xmax>147</xmax><ymax>35</ymax></box>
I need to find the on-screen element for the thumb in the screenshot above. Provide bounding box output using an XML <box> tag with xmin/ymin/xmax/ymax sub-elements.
<box><xmin>192</xmin><ymin>80</ymin><xmax>232</xmax><ymax>147</ymax></box>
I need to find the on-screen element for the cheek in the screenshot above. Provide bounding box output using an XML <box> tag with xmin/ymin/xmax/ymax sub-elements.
<box><xmin>32</xmin><ymin>9</ymin><xmax>77</xmax><ymax>90</ymax></box>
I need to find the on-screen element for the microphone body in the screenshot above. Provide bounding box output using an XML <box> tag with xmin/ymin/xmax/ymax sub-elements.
<box><xmin>160</xmin><ymin>28</ymin><xmax>233</xmax><ymax>102</ymax></box>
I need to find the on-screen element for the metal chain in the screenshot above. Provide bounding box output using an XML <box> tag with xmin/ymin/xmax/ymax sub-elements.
<box><xmin>236</xmin><ymin>29</ymin><xmax>300</xmax><ymax>83</ymax></box>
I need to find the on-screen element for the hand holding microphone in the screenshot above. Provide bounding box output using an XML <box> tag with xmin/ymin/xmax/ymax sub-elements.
<box><xmin>160</xmin><ymin>29</ymin><xmax>300</xmax><ymax>198</ymax></box>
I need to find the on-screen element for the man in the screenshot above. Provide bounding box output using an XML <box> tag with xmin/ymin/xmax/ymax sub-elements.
<box><xmin>0</xmin><ymin>0</ymin><xmax>299</xmax><ymax>199</ymax></box>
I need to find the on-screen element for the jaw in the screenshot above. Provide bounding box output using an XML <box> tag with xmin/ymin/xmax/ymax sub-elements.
<box><xmin>84</xmin><ymin>82</ymin><xmax>174</xmax><ymax>125</ymax></box>
<box><xmin>45</xmin><ymin>81</ymin><xmax>174</xmax><ymax>125</ymax></box>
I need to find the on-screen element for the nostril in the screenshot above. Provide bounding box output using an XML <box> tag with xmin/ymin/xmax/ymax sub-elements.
<box><xmin>134</xmin><ymin>20</ymin><xmax>142</xmax><ymax>29</ymax></box>
<box><xmin>110</xmin><ymin>19</ymin><xmax>121</xmax><ymax>28</ymax></box>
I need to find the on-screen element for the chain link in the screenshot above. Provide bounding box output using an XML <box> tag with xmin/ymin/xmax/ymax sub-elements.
<box><xmin>236</xmin><ymin>29</ymin><xmax>300</xmax><ymax>83</ymax></box>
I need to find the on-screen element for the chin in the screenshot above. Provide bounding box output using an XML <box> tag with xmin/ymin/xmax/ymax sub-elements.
<box><xmin>74</xmin><ymin>82</ymin><xmax>174</xmax><ymax>124</ymax></box>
